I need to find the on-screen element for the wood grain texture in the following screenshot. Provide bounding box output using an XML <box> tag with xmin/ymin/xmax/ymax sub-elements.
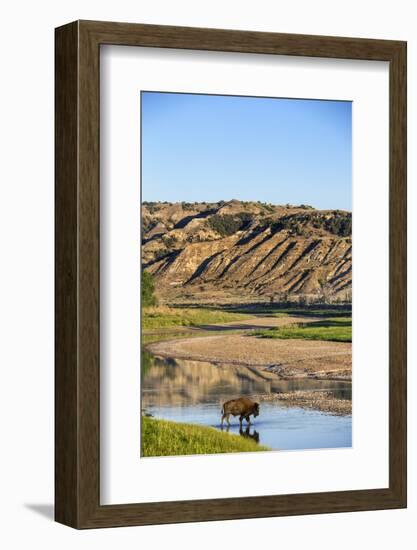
<box><xmin>55</xmin><ymin>21</ymin><xmax>79</xmax><ymax>527</ymax></box>
<box><xmin>388</xmin><ymin>42</ymin><xmax>407</xmax><ymax>505</ymax></box>
<box><xmin>55</xmin><ymin>20</ymin><xmax>407</xmax><ymax>529</ymax></box>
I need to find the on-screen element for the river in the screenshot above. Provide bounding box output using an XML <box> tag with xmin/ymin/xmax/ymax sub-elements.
<box><xmin>142</xmin><ymin>352</ymin><xmax>352</xmax><ymax>451</ymax></box>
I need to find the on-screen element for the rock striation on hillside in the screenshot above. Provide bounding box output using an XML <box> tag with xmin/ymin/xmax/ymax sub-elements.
<box><xmin>142</xmin><ymin>200</ymin><xmax>352</xmax><ymax>304</ymax></box>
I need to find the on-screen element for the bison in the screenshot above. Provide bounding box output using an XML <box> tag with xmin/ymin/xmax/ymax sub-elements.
<box><xmin>221</xmin><ymin>397</ymin><xmax>260</xmax><ymax>427</ymax></box>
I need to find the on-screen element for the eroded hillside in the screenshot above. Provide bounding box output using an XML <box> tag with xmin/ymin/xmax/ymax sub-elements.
<box><xmin>142</xmin><ymin>200</ymin><xmax>352</xmax><ymax>304</ymax></box>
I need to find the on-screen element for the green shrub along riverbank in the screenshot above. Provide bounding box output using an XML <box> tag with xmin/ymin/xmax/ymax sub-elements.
<box><xmin>141</xmin><ymin>416</ymin><xmax>270</xmax><ymax>457</ymax></box>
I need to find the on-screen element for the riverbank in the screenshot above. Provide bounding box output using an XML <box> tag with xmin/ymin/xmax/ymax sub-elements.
<box><xmin>142</xmin><ymin>306</ymin><xmax>250</xmax><ymax>330</ymax></box>
<box><xmin>253</xmin><ymin>390</ymin><xmax>352</xmax><ymax>416</ymax></box>
<box><xmin>255</xmin><ymin>317</ymin><xmax>351</xmax><ymax>343</ymax></box>
<box><xmin>146</xmin><ymin>331</ymin><xmax>352</xmax><ymax>381</ymax></box>
<box><xmin>143</xmin><ymin>313</ymin><xmax>320</xmax><ymax>336</ymax></box>
<box><xmin>141</xmin><ymin>416</ymin><xmax>270</xmax><ymax>457</ymax></box>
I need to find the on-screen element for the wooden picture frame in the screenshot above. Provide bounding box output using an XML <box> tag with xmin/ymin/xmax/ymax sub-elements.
<box><xmin>55</xmin><ymin>20</ymin><xmax>407</xmax><ymax>529</ymax></box>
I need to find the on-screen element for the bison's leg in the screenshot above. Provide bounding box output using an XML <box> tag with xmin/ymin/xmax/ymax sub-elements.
<box><xmin>239</xmin><ymin>415</ymin><xmax>244</xmax><ymax>427</ymax></box>
<box><xmin>246</xmin><ymin>415</ymin><xmax>251</xmax><ymax>425</ymax></box>
<box><xmin>222</xmin><ymin>413</ymin><xmax>231</xmax><ymax>427</ymax></box>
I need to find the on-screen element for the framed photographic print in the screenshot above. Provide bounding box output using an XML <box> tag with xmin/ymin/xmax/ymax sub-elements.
<box><xmin>55</xmin><ymin>20</ymin><xmax>407</xmax><ymax>528</ymax></box>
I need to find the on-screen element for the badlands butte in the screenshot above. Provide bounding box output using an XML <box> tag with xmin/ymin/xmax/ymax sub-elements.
<box><xmin>142</xmin><ymin>199</ymin><xmax>351</xmax><ymax>304</ymax></box>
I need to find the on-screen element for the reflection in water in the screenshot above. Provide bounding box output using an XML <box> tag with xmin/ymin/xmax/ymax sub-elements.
<box><xmin>142</xmin><ymin>352</ymin><xmax>352</xmax><ymax>450</ymax></box>
<box><xmin>239</xmin><ymin>426</ymin><xmax>260</xmax><ymax>444</ymax></box>
<box><xmin>141</xmin><ymin>349</ymin><xmax>154</xmax><ymax>381</ymax></box>
<box><xmin>220</xmin><ymin>424</ymin><xmax>260</xmax><ymax>443</ymax></box>
<box><xmin>142</xmin><ymin>354</ymin><xmax>352</xmax><ymax>406</ymax></box>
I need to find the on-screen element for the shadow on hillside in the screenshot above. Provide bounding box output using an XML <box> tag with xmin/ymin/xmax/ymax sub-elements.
<box><xmin>170</xmin><ymin>302</ymin><xmax>352</xmax><ymax>319</ymax></box>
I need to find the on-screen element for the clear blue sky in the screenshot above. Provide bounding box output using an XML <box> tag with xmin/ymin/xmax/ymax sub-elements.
<box><xmin>141</xmin><ymin>92</ymin><xmax>352</xmax><ymax>210</ymax></box>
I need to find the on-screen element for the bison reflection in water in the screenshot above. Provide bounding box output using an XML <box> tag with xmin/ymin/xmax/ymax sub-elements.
<box><xmin>221</xmin><ymin>424</ymin><xmax>260</xmax><ymax>444</ymax></box>
<box><xmin>221</xmin><ymin>397</ymin><xmax>260</xmax><ymax>427</ymax></box>
<box><xmin>239</xmin><ymin>426</ymin><xmax>260</xmax><ymax>444</ymax></box>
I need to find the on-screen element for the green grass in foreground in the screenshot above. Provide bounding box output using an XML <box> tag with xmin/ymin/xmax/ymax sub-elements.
<box><xmin>142</xmin><ymin>306</ymin><xmax>250</xmax><ymax>330</ymax></box>
<box><xmin>141</xmin><ymin>416</ymin><xmax>270</xmax><ymax>457</ymax></box>
<box><xmin>255</xmin><ymin>317</ymin><xmax>352</xmax><ymax>343</ymax></box>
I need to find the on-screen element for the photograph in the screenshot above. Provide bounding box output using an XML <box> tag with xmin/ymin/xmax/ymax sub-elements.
<box><xmin>140</xmin><ymin>91</ymin><xmax>353</xmax><ymax>457</ymax></box>
<box><xmin>1</xmin><ymin>0</ymin><xmax>409</xmax><ymax>539</ymax></box>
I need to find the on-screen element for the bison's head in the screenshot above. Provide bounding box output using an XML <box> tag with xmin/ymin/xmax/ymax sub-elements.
<box><xmin>254</xmin><ymin>402</ymin><xmax>260</xmax><ymax>417</ymax></box>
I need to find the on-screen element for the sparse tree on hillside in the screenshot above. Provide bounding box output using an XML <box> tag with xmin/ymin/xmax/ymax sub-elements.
<box><xmin>319</xmin><ymin>281</ymin><xmax>335</xmax><ymax>304</ymax></box>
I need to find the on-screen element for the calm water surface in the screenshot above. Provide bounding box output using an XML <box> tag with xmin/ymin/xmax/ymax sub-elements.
<box><xmin>142</xmin><ymin>353</ymin><xmax>352</xmax><ymax>451</ymax></box>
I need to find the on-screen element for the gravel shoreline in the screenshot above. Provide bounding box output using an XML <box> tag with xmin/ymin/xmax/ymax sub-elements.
<box><xmin>252</xmin><ymin>390</ymin><xmax>352</xmax><ymax>416</ymax></box>
<box><xmin>146</xmin><ymin>333</ymin><xmax>352</xmax><ymax>381</ymax></box>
